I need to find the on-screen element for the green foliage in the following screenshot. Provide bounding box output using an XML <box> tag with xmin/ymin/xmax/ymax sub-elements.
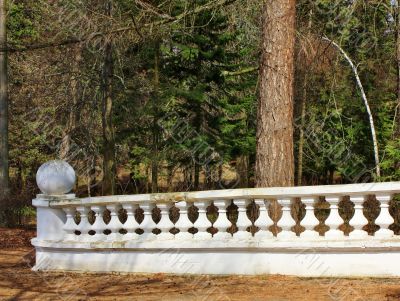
<box><xmin>5</xmin><ymin>0</ymin><xmax>400</xmax><ymax>199</ymax></box>
<box><xmin>7</xmin><ymin>2</ymin><xmax>39</xmax><ymax>45</ymax></box>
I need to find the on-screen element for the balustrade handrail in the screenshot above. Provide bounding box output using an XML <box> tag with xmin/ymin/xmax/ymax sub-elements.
<box><xmin>40</xmin><ymin>181</ymin><xmax>400</xmax><ymax>207</ymax></box>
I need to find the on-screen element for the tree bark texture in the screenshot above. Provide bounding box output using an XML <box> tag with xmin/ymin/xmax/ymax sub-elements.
<box><xmin>102</xmin><ymin>1</ymin><xmax>116</xmax><ymax>195</ymax></box>
<box><xmin>0</xmin><ymin>0</ymin><xmax>9</xmax><ymax>196</ymax></box>
<box><xmin>255</xmin><ymin>0</ymin><xmax>296</xmax><ymax>187</ymax></box>
<box><xmin>151</xmin><ymin>41</ymin><xmax>160</xmax><ymax>193</ymax></box>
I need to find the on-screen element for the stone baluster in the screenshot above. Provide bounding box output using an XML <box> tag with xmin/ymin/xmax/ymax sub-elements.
<box><xmin>254</xmin><ymin>199</ymin><xmax>273</xmax><ymax>239</ymax></box>
<box><xmin>374</xmin><ymin>194</ymin><xmax>394</xmax><ymax>238</ymax></box>
<box><xmin>139</xmin><ymin>202</ymin><xmax>157</xmax><ymax>240</ymax></box>
<box><xmin>213</xmin><ymin>200</ymin><xmax>232</xmax><ymax>239</ymax></box>
<box><xmin>157</xmin><ymin>203</ymin><xmax>175</xmax><ymax>240</ymax></box>
<box><xmin>233</xmin><ymin>199</ymin><xmax>252</xmax><ymax>239</ymax></box>
<box><xmin>277</xmin><ymin>198</ymin><xmax>296</xmax><ymax>239</ymax></box>
<box><xmin>90</xmin><ymin>206</ymin><xmax>107</xmax><ymax>241</ymax></box>
<box><xmin>193</xmin><ymin>201</ymin><xmax>212</xmax><ymax>239</ymax></box>
<box><xmin>175</xmin><ymin>201</ymin><xmax>194</xmax><ymax>239</ymax></box>
<box><xmin>349</xmin><ymin>195</ymin><xmax>369</xmax><ymax>239</ymax></box>
<box><xmin>122</xmin><ymin>204</ymin><xmax>140</xmax><ymax>240</ymax></box>
<box><xmin>300</xmin><ymin>197</ymin><xmax>320</xmax><ymax>238</ymax></box>
<box><xmin>63</xmin><ymin>207</ymin><xmax>77</xmax><ymax>241</ymax></box>
<box><xmin>325</xmin><ymin>196</ymin><xmax>345</xmax><ymax>239</ymax></box>
<box><xmin>106</xmin><ymin>204</ymin><xmax>124</xmax><ymax>240</ymax></box>
<box><xmin>76</xmin><ymin>206</ymin><xmax>91</xmax><ymax>240</ymax></box>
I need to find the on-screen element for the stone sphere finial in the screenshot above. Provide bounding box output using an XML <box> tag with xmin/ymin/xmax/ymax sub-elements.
<box><xmin>36</xmin><ymin>160</ymin><xmax>76</xmax><ymax>195</ymax></box>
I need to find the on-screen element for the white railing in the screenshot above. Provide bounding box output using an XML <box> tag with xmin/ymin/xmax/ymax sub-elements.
<box><xmin>34</xmin><ymin>182</ymin><xmax>398</xmax><ymax>242</ymax></box>
<box><xmin>32</xmin><ymin>176</ymin><xmax>400</xmax><ymax>277</ymax></box>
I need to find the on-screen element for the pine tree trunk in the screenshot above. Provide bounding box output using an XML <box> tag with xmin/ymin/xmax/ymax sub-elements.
<box><xmin>151</xmin><ymin>41</ymin><xmax>160</xmax><ymax>193</ymax></box>
<box><xmin>101</xmin><ymin>1</ymin><xmax>116</xmax><ymax>195</ymax></box>
<box><xmin>297</xmin><ymin>8</ymin><xmax>313</xmax><ymax>186</ymax></box>
<box><xmin>0</xmin><ymin>0</ymin><xmax>8</xmax><ymax>196</ymax></box>
<box><xmin>255</xmin><ymin>0</ymin><xmax>296</xmax><ymax>187</ymax></box>
<box><xmin>296</xmin><ymin>79</ymin><xmax>307</xmax><ymax>186</ymax></box>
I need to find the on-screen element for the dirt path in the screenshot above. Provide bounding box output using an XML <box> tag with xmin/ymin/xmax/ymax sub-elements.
<box><xmin>0</xmin><ymin>248</ymin><xmax>399</xmax><ymax>301</ymax></box>
<box><xmin>0</xmin><ymin>228</ymin><xmax>399</xmax><ymax>300</ymax></box>
<box><xmin>0</xmin><ymin>227</ymin><xmax>36</xmax><ymax>249</ymax></box>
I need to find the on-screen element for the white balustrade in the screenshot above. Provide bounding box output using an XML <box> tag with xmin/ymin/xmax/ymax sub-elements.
<box><xmin>349</xmin><ymin>195</ymin><xmax>369</xmax><ymax>239</ymax></box>
<box><xmin>91</xmin><ymin>206</ymin><xmax>107</xmax><ymax>241</ymax></box>
<box><xmin>277</xmin><ymin>198</ymin><xmax>296</xmax><ymax>239</ymax></box>
<box><xmin>174</xmin><ymin>201</ymin><xmax>193</xmax><ymax>239</ymax></box>
<box><xmin>233</xmin><ymin>199</ymin><xmax>252</xmax><ymax>239</ymax></box>
<box><xmin>325</xmin><ymin>196</ymin><xmax>345</xmax><ymax>239</ymax></box>
<box><xmin>254</xmin><ymin>199</ymin><xmax>273</xmax><ymax>239</ymax></box>
<box><xmin>374</xmin><ymin>194</ymin><xmax>394</xmax><ymax>238</ymax></box>
<box><xmin>63</xmin><ymin>207</ymin><xmax>77</xmax><ymax>241</ymax></box>
<box><xmin>122</xmin><ymin>204</ymin><xmax>140</xmax><ymax>240</ymax></box>
<box><xmin>76</xmin><ymin>206</ymin><xmax>91</xmax><ymax>240</ymax></box>
<box><xmin>139</xmin><ymin>202</ymin><xmax>157</xmax><ymax>239</ymax></box>
<box><xmin>41</xmin><ymin>192</ymin><xmax>400</xmax><ymax>243</ymax></box>
<box><xmin>156</xmin><ymin>203</ymin><xmax>175</xmax><ymax>240</ymax></box>
<box><xmin>31</xmin><ymin>161</ymin><xmax>400</xmax><ymax>276</ymax></box>
<box><xmin>106</xmin><ymin>204</ymin><xmax>124</xmax><ymax>240</ymax></box>
<box><xmin>300</xmin><ymin>197</ymin><xmax>320</xmax><ymax>238</ymax></box>
<box><xmin>213</xmin><ymin>200</ymin><xmax>232</xmax><ymax>239</ymax></box>
<box><xmin>193</xmin><ymin>201</ymin><xmax>212</xmax><ymax>239</ymax></box>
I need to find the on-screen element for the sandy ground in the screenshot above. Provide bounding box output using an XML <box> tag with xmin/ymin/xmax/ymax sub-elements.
<box><xmin>0</xmin><ymin>248</ymin><xmax>400</xmax><ymax>301</ymax></box>
<box><xmin>1</xmin><ymin>228</ymin><xmax>400</xmax><ymax>300</ymax></box>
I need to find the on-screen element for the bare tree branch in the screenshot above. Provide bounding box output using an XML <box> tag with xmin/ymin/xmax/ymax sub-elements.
<box><xmin>135</xmin><ymin>0</ymin><xmax>174</xmax><ymax>20</ymax></box>
<box><xmin>3</xmin><ymin>0</ymin><xmax>236</xmax><ymax>53</ymax></box>
<box><xmin>222</xmin><ymin>66</ymin><xmax>258</xmax><ymax>77</ymax></box>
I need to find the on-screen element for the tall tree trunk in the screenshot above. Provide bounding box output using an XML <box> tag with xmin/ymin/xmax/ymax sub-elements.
<box><xmin>296</xmin><ymin>8</ymin><xmax>313</xmax><ymax>186</ymax></box>
<box><xmin>102</xmin><ymin>1</ymin><xmax>116</xmax><ymax>195</ymax></box>
<box><xmin>151</xmin><ymin>41</ymin><xmax>160</xmax><ymax>193</ymax></box>
<box><xmin>204</xmin><ymin>165</ymin><xmax>212</xmax><ymax>189</ymax></box>
<box><xmin>0</xmin><ymin>0</ymin><xmax>8</xmax><ymax>196</ymax></box>
<box><xmin>255</xmin><ymin>0</ymin><xmax>296</xmax><ymax>187</ymax></box>
<box><xmin>236</xmin><ymin>155</ymin><xmax>249</xmax><ymax>188</ymax></box>
<box><xmin>167</xmin><ymin>164</ymin><xmax>174</xmax><ymax>192</ymax></box>
<box><xmin>194</xmin><ymin>162</ymin><xmax>200</xmax><ymax>191</ymax></box>
<box><xmin>396</xmin><ymin>1</ymin><xmax>400</xmax><ymax>137</ymax></box>
<box><xmin>60</xmin><ymin>45</ymin><xmax>82</xmax><ymax>160</ymax></box>
<box><xmin>296</xmin><ymin>78</ymin><xmax>307</xmax><ymax>186</ymax></box>
<box><xmin>87</xmin><ymin>155</ymin><xmax>96</xmax><ymax>196</ymax></box>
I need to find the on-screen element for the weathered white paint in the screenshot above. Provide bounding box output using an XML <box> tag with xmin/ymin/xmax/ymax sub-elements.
<box><xmin>32</xmin><ymin>164</ymin><xmax>400</xmax><ymax>277</ymax></box>
<box><xmin>33</xmin><ymin>249</ymin><xmax>400</xmax><ymax>277</ymax></box>
<box><xmin>44</xmin><ymin>181</ymin><xmax>400</xmax><ymax>208</ymax></box>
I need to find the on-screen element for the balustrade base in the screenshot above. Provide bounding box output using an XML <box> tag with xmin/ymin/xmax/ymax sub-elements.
<box><xmin>32</xmin><ymin>237</ymin><xmax>400</xmax><ymax>277</ymax></box>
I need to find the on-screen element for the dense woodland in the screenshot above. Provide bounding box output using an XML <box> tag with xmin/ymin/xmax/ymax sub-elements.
<box><xmin>1</xmin><ymin>0</ymin><xmax>400</xmax><ymax>222</ymax></box>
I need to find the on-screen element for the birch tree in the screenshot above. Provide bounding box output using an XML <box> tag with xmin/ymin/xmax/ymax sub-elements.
<box><xmin>323</xmin><ymin>37</ymin><xmax>381</xmax><ymax>179</ymax></box>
